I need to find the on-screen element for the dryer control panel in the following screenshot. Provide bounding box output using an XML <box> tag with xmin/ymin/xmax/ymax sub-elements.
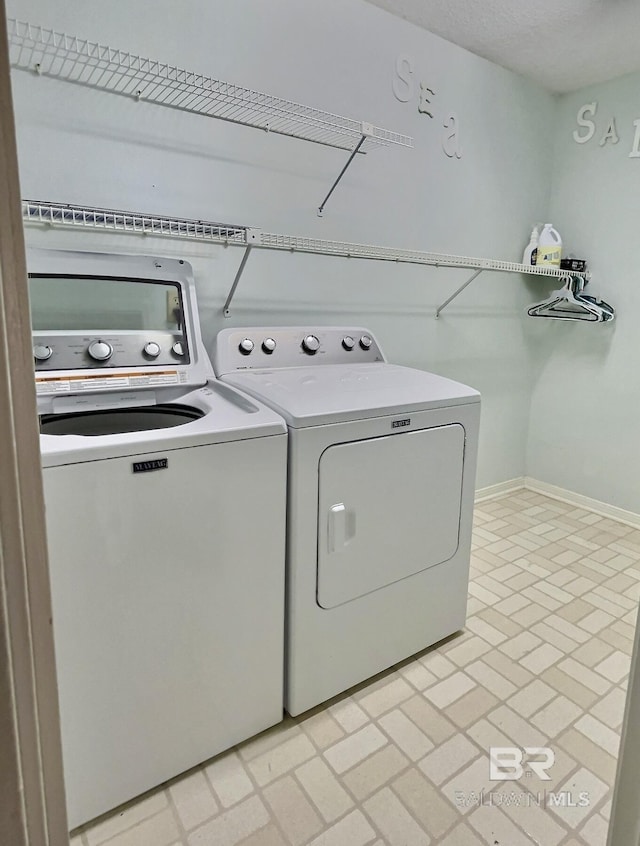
<box><xmin>214</xmin><ymin>326</ymin><xmax>385</xmax><ymax>374</ymax></box>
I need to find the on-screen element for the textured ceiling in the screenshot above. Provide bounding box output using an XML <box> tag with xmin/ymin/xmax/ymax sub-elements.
<box><xmin>364</xmin><ymin>0</ymin><xmax>640</xmax><ymax>93</ymax></box>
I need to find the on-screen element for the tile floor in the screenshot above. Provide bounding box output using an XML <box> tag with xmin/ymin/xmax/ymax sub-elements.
<box><xmin>70</xmin><ymin>489</ymin><xmax>640</xmax><ymax>846</ymax></box>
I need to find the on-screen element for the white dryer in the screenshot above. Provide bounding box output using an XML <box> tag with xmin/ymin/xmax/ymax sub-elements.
<box><xmin>214</xmin><ymin>326</ymin><xmax>481</xmax><ymax>716</ymax></box>
<box><xmin>29</xmin><ymin>250</ymin><xmax>287</xmax><ymax>828</ymax></box>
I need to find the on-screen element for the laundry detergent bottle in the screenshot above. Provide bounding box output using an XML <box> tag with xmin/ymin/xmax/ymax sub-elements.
<box><xmin>536</xmin><ymin>223</ymin><xmax>562</xmax><ymax>267</ymax></box>
<box><xmin>522</xmin><ymin>225</ymin><xmax>540</xmax><ymax>265</ymax></box>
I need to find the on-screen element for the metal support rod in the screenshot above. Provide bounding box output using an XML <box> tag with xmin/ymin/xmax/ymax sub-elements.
<box><xmin>223</xmin><ymin>244</ymin><xmax>253</xmax><ymax>317</ymax></box>
<box><xmin>317</xmin><ymin>134</ymin><xmax>366</xmax><ymax>217</ymax></box>
<box><xmin>435</xmin><ymin>269</ymin><xmax>483</xmax><ymax>318</ymax></box>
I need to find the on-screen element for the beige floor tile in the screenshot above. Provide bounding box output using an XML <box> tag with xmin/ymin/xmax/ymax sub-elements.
<box><xmin>579</xmin><ymin>813</ymin><xmax>610</xmax><ymax>846</ymax></box>
<box><xmin>600</xmin><ymin>799</ymin><xmax>612</xmax><ymax>820</ymax></box>
<box><xmin>520</xmin><ymin>642</ymin><xmax>563</xmax><ymax>674</ymax></box>
<box><xmin>419</xmin><ymin>734</ymin><xmax>479</xmax><ymax>786</ymax></box>
<box><xmin>328</xmin><ymin>697</ymin><xmax>369</xmax><ymax>733</ymax></box>
<box><xmin>486</xmin><ymin>705</ymin><xmax>548</xmax><ymax>746</ymax></box>
<box><xmin>423</xmin><ymin>671</ymin><xmax>476</xmax><ymax>708</ymax></box>
<box><xmin>465</xmin><ymin>659</ymin><xmax>517</xmax><ymax>699</ymax></box>
<box><xmin>444</xmin><ymin>635</ymin><xmax>492</xmax><ymax>666</ymax></box>
<box><xmin>237</xmin><ymin>719</ymin><xmax>301</xmax><ymax>763</ymax></box>
<box><xmin>557</xmin><ymin>730</ymin><xmax>617</xmax><ymax>786</ymax></box>
<box><xmin>100</xmin><ymin>809</ymin><xmax>180</xmax><ymax>846</ymax></box>
<box><xmin>522</xmin><ymin>585</ymin><xmax>563</xmax><ymax>611</ymax></box>
<box><xmin>541</xmin><ymin>666</ymin><xmax>601</xmax><ymax>709</ymax></box>
<box><xmin>205</xmin><ymin>751</ymin><xmax>254</xmax><ymax>809</ymax></box>
<box><xmin>295</xmin><ymin>757</ymin><xmax>354</xmax><ymax>823</ymax></box>
<box><xmin>545</xmin><ymin>614</ymin><xmax>593</xmax><ymax>644</ymax></box>
<box><xmin>530</xmin><ymin>621</ymin><xmax>582</xmax><ymax>653</ymax></box>
<box><xmin>571</xmin><ymin>637</ymin><xmax>614</xmax><ymax>669</ymax></box>
<box><xmin>263</xmin><ymin>775</ymin><xmax>323</xmax><ymax>846</ymax></box>
<box><xmin>400</xmin><ymin>695</ymin><xmax>457</xmax><ymax>744</ymax></box>
<box><xmin>583</xmin><ymin>592</ymin><xmax>629</xmax><ymax>618</ymax></box>
<box><xmin>419</xmin><ymin>651</ymin><xmax>456</xmax><ymax>679</ymax></box>
<box><xmin>398</xmin><ymin>661</ymin><xmax>438</xmax><ymax>691</ymax></box>
<box><xmin>483</xmin><ymin>650</ymin><xmax>534</xmax><ymax>688</ymax></box>
<box><xmin>306</xmin><ymin>809</ymin><xmax>376</xmax><ymax>846</ymax></box>
<box><xmin>530</xmin><ymin>694</ymin><xmax>582</xmax><ymax>737</ymax></box>
<box><xmin>547</xmin><ymin>767</ymin><xmax>609</xmax><ymax>828</ymax></box>
<box><xmin>379</xmin><ymin>709</ymin><xmax>434</xmax><ymax>761</ymax></box>
<box><xmin>600</xmin><ymin>626</ymin><xmax>633</xmax><ymax>653</ymax></box>
<box><xmin>575</xmin><ymin>714</ymin><xmax>621</xmax><ymax>757</ymax></box>
<box><xmin>392</xmin><ymin>768</ymin><xmax>458</xmax><ymax>840</ymax></box>
<box><xmin>559</xmin><ymin>658</ymin><xmax>612</xmax><ymax>695</ymax></box>
<box><xmin>593</xmin><ymin>584</ymin><xmax>637</xmax><ymax>610</ymax></box>
<box><xmin>594</xmin><ymin>650</ymin><xmax>631</xmax><ymax>683</ymax></box>
<box><xmin>85</xmin><ymin>793</ymin><xmax>169</xmax><ymax>846</ymax></box>
<box><xmin>363</xmin><ymin>787</ymin><xmax>430</xmax><ymax>846</ymax></box>
<box><xmin>591</xmin><ymin>687</ymin><xmax>627</xmax><ymax>730</ymax></box>
<box><xmin>466</xmin><ymin>716</ymin><xmax>513</xmax><ymax>751</ymax></box>
<box><xmin>446</xmin><ymin>685</ymin><xmax>499</xmax><ymax>729</ymax></box>
<box><xmin>437</xmin><ymin>822</ymin><xmax>486</xmax><ymax>846</ymax></box>
<box><xmin>510</xmin><ymin>601</ymin><xmax>550</xmax><ymax>628</ymax></box>
<box><xmin>468</xmin><ymin>804</ymin><xmax>537</xmax><ymax>846</ymax></box>
<box><xmin>507</xmin><ymin>679</ymin><xmax>556</xmax><ymax>718</ymax></box>
<box><xmin>556</xmin><ymin>596</ymin><xmax>597</xmax><ymax>623</ymax></box>
<box><xmin>236</xmin><ymin>823</ymin><xmax>287</xmax><ymax>846</ymax></box>
<box><xmin>500</xmin><ymin>792</ymin><xmax>568</xmax><ymax>845</ymax></box>
<box><xmin>248</xmin><ymin>734</ymin><xmax>317</xmax><ymax>787</ymax></box>
<box><xmin>477</xmin><ymin>606</ymin><xmax>522</xmax><ymax>637</ymax></box>
<box><xmin>493</xmin><ymin>593</ymin><xmax>529</xmax><ymax>617</ymax></box>
<box><xmin>499</xmin><ymin>630</ymin><xmax>542</xmax><ymax>660</ymax></box>
<box><xmin>504</xmin><ymin>571</ymin><xmax>540</xmax><ymax>591</ymax></box>
<box><xmin>441</xmin><ymin>756</ymin><xmax>499</xmax><ymax>817</ymax></box>
<box><xmin>359</xmin><ymin>678</ymin><xmax>414</xmax><ymax>719</ymax></box>
<box><xmin>169</xmin><ymin>771</ymin><xmax>219</xmax><ymax>832</ymax></box>
<box><xmin>187</xmin><ymin>796</ymin><xmax>270</xmax><ymax>846</ymax></box>
<box><xmin>323</xmin><ymin>724</ymin><xmax>387</xmax><ymax>775</ymax></box>
<box><xmin>342</xmin><ymin>744</ymin><xmax>409</xmax><ymax>801</ymax></box>
<box><xmin>299</xmin><ymin>709</ymin><xmax>345</xmax><ymax>750</ymax></box>
<box><xmin>467</xmin><ymin>582</ymin><xmax>502</xmax><ymax>605</ymax></box>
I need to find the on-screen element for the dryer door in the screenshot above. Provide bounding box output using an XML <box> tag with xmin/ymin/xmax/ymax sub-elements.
<box><xmin>317</xmin><ymin>424</ymin><xmax>465</xmax><ymax>609</ymax></box>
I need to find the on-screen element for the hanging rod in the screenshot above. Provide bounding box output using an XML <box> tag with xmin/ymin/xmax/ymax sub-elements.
<box><xmin>8</xmin><ymin>19</ymin><xmax>412</xmax><ymax>214</ymax></box>
<box><xmin>22</xmin><ymin>199</ymin><xmax>581</xmax><ymax>316</ymax></box>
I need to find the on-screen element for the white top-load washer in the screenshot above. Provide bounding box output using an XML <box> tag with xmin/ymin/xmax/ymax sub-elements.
<box><xmin>30</xmin><ymin>250</ymin><xmax>288</xmax><ymax>828</ymax></box>
<box><xmin>214</xmin><ymin>326</ymin><xmax>481</xmax><ymax>716</ymax></box>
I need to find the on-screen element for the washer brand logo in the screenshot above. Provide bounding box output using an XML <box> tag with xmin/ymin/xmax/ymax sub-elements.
<box><xmin>392</xmin><ymin>418</ymin><xmax>411</xmax><ymax>429</ymax></box>
<box><xmin>132</xmin><ymin>458</ymin><xmax>168</xmax><ymax>474</ymax></box>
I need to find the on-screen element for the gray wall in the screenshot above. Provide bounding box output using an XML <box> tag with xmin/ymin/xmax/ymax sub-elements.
<box><xmin>9</xmin><ymin>0</ymin><xmax>555</xmax><ymax>489</ymax></box>
<box><xmin>526</xmin><ymin>72</ymin><xmax>639</xmax><ymax>510</ymax></box>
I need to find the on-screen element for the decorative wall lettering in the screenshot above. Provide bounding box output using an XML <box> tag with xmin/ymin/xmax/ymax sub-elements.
<box><xmin>599</xmin><ymin>119</ymin><xmax>619</xmax><ymax>146</ymax></box>
<box><xmin>629</xmin><ymin>119</ymin><xmax>640</xmax><ymax>158</ymax></box>
<box><xmin>418</xmin><ymin>83</ymin><xmax>435</xmax><ymax>118</ymax></box>
<box><xmin>442</xmin><ymin>113</ymin><xmax>462</xmax><ymax>159</ymax></box>
<box><xmin>392</xmin><ymin>54</ymin><xmax>414</xmax><ymax>103</ymax></box>
<box><xmin>573</xmin><ymin>102</ymin><xmax>597</xmax><ymax>144</ymax></box>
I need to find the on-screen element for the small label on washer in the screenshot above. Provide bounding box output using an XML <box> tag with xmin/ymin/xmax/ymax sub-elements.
<box><xmin>132</xmin><ymin>458</ymin><xmax>168</xmax><ymax>474</ymax></box>
<box><xmin>392</xmin><ymin>418</ymin><xmax>411</xmax><ymax>429</ymax></box>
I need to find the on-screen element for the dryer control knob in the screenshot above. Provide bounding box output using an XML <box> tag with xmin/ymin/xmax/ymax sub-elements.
<box><xmin>239</xmin><ymin>338</ymin><xmax>254</xmax><ymax>355</ymax></box>
<box><xmin>302</xmin><ymin>334</ymin><xmax>320</xmax><ymax>354</ymax></box>
<box><xmin>342</xmin><ymin>336</ymin><xmax>355</xmax><ymax>351</ymax></box>
<box><xmin>172</xmin><ymin>341</ymin><xmax>185</xmax><ymax>357</ymax></box>
<box><xmin>88</xmin><ymin>340</ymin><xmax>113</xmax><ymax>361</ymax></box>
<box><xmin>143</xmin><ymin>341</ymin><xmax>161</xmax><ymax>358</ymax></box>
<box><xmin>359</xmin><ymin>334</ymin><xmax>373</xmax><ymax>350</ymax></box>
<box><xmin>262</xmin><ymin>338</ymin><xmax>276</xmax><ymax>353</ymax></box>
<box><xmin>33</xmin><ymin>344</ymin><xmax>53</xmax><ymax>361</ymax></box>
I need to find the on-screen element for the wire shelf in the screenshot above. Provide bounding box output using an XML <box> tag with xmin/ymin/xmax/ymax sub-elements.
<box><xmin>8</xmin><ymin>19</ymin><xmax>413</xmax><ymax>153</ymax></box>
<box><xmin>22</xmin><ymin>200</ymin><xmax>249</xmax><ymax>244</ymax></box>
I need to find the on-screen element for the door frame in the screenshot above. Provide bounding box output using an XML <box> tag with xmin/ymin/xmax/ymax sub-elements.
<box><xmin>0</xmin><ymin>4</ymin><xmax>68</xmax><ymax>843</ymax></box>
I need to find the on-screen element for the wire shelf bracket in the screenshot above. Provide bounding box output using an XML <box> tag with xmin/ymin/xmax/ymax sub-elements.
<box><xmin>8</xmin><ymin>19</ymin><xmax>413</xmax><ymax>214</ymax></box>
<box><xmin>22</xmin><ymin>200</ymin><xmax>586</xmax><ymax>317</ymax></box>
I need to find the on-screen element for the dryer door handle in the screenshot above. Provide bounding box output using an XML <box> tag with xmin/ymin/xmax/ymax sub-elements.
<box><xmin>327</xmin><ymin>503</ymin><xmax>346</xmax><ymax>554</ymax></box>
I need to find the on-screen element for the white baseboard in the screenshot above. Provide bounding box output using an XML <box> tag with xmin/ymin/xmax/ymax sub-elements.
<box><xmin>523</xmin><ymin>477</ymin><xmax>640</xmax><ymax>530</ymax></box>
<box><xmin>475</xmin><ymin>478</ymin><xmax>525</xmax><ymax>503</ymax></box>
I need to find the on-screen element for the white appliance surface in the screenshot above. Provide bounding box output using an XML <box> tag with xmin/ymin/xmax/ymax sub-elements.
<box><xmin>30</xmin><ymin>251</ymin><xmax>288</xmax><ymax>828</ymax></box>
<box><xmin>213</xmin><ymin>326</ymin><xmax>480</xmax><ymax>716</ymax></box>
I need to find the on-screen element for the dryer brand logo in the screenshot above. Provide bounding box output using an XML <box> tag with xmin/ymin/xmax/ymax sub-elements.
<box><xmin>132</xmin><ymin>458</ymin><xmax>168</xmax><ymax>474</ymax></box>
<box><xmin>392</xmin><ymin>418</ymin><xmax>411</xmax><ymax>429</ymax></box>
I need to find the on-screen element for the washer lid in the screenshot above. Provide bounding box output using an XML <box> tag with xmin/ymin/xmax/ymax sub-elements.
<box><xmin>222</xmin><ymin>363</ymin><xmax>480</xmax><ymax>428</ymax></box>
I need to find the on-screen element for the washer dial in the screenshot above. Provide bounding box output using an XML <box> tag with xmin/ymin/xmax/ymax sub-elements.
<box><xmin>33</xmin><ymin>344</ymin><xmax>53</xmax><ymax>361</ymax></box>
<box><xmin>87</xmin><ymin>340</ymin><xmax>113</xmax><ymax>361</ymax></box>
<box><xmin>143</xmin><ymin>342</ymin><xmax>161</xmax><ymax>358</ymax></box>
<box><xmin>302</xmin><ymin>334</ymin><xmax>320</xmax><ymax>354</ymax></box>
<box><xmin>262</xmin><ymin>338</ymin><xmax>276</xmax><ymax>354</ymax></box>
<box><xmin>359</xmin><ymin>334</ymin><xmax>373</xmax><ymax>350</ymax></box>
<box><xmin>239</xmin><ymin>338</ymin><xmax>254</xmax><ymax>355</ymax></box>
<box><xmin>342</xmin><ymin>336</ymin><xmax>355</xmax><ymax>351</ymax></box>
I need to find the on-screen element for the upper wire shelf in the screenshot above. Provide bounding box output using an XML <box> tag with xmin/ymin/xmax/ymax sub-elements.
<box><xmin>7</xmin><ymin>19</ymin><xmax>412</xmax><ymax>155</ymax></box>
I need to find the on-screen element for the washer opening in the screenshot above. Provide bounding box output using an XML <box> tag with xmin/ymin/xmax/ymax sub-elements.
<box><xmin>40</xmin><ymin>403</ymin><xmax>204</xmax><ymax>436</ymax></box>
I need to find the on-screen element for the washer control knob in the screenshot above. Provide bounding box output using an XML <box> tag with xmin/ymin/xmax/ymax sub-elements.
<box><xmin>33</xmin><ymin>344</ymin><xmax>53</xmax><ymax>362</ymax></box>
<box><xmin>359</xmin><ymin>334</ymin><xmax>373</xmax><ymax>350</ymax></box>
<box><xmin>172</xmin><ymin>341</ymin><xmax>185</xmax><ymax>357</ymax></box>
<box><xmin>302</xmin><ymin>334</ymin><xmax>320</xmax><ymax>354</ymax></box>
<box><xmin>143</xmin><ymin>341</ymin><xmax>161</xmax><ymax>358</ymax></box>
<box><xmin>239</xmin><ymin>338</ymin><xmax>254</xmax><ymax>355</ymax></box>
<box><xmin>87</xmin><ymin>340</ymin><xmax>113</xmax><ymax>361</ymax></box>
<box><xmin>262</xmin><ymin>338</ymin><xmax>276</xmax><ymax>354</ymax></box>
<box><xmin>342</xmin><ymin>336</ymin><xmax>355</xmax><ymax>351</ymax></box>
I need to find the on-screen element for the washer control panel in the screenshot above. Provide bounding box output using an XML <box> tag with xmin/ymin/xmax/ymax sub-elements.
<box><xmin>215</xmin><ymin>326</ymin><xmax>385</xmax><ymax>374</ymax></box>
<box><xmin>32</xmin><ymin>331</ymin><xmax>189</xmax><ymax>371</ymax></box>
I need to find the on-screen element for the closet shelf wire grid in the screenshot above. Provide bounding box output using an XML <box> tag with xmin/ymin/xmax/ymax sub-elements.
<box><xmin>21</xmin><ymin>200</ymin><xmax>573</xmax><ymax>277</ymax></box>
<box><xmin>8</xmin><ymin>19</ymin><xmax>412</xmax><ymax>153</ymax></box>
